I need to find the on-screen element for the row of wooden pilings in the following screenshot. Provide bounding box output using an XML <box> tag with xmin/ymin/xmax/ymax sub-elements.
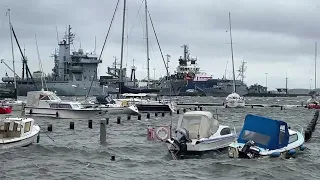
<box><xmin>177</xmin><ymin>106</ymin><xmax>203</xmax><ymax>114</ymax></box>
<box><xmin>304</xmin><ymin>110</ymin><xmax>319</xmax><ymax>142</ymax></box>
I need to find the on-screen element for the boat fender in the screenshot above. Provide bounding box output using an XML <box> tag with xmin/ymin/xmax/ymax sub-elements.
<box><xmin>300</xmin><ymin>145</ymin><xmax>306</xmax><ymax>151</ymax></box>
<box><xmin>270</xmin><ymin>152</ymin><xmax>280</xmax><ymax>157</ymax></box>
<box><xmin>147</xmin><ymin>127</ymin><xmax>155</xmax><ymax>140</ymax></box>
<box><xmin>56</xmin><ymin>111</ymin><xmax>59</xmax><ymax>118</ymax></box>
<box><xmin>37</xmin><ymin>134</ymin><xmax>40</xmax><ymax>143</ymax></box>
<box><xmin>287</xmin><ymin>149</ymin><xmax>296</xmax><ymax>155</ymax></box>
<box><xmin>29</xmin><ymin>109</ymin><xmax>33</xmax><ymax>115</ymax></box>
<box><xmin>304</xmin><ymin>129</ymin><xmax>312</xmax><ymax>142</ymax></box>
<box><xmin>155</xmin><ymin>127</ymin><xmax>169</xmax><ymax>141</ymax></box>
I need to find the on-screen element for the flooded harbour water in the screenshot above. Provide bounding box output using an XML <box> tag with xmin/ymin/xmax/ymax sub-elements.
<box><xmin>1</xmin><ymin>96</ymin><xmax>319</xmax><ymax>180</ymax></box>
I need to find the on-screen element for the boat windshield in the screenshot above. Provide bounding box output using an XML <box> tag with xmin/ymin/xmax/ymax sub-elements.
<box><xmin>288</xmin><ymin>134</ymin><xmax>298</xmax><ymax>143</ymax></box>
<box><xmin>241</xmin><ymin>130</ymin><xmax>270</xmax><ymax>146</ymax></box>
<box><xmin>49</xmin><ymin>94</ymin><xmax>61</xmax><ymax>101</ymax></box>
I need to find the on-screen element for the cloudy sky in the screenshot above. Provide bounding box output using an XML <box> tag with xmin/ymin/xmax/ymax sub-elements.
<box><xmin>0</xmin><ymin>0</ymin><xmax>318</xmax><ymax>90</ymax></box>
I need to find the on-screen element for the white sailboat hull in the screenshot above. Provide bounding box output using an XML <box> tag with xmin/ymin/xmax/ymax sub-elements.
<box><xmin>225</xmin><ymin>100</ymin><xmax>245</xmax><ymax>108</ymax></box>
<box><xmin>0</xmin><ymin>125</ymin><xmax>40</xmax><ymax>150</ymax></box>
<box><xmin>24</xmin><ymin>107</ymin><xmax>104</xmax><ymax>119</ymax></box>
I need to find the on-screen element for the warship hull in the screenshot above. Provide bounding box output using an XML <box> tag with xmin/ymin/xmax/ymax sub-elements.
<box><xmin>5</xmin><ymin>82</ymin><xmax>118</xmax><ymax>96</ymax></box>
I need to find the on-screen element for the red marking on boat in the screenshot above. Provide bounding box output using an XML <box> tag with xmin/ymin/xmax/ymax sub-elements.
<box><xmin>0</xmin><ymin>106</ymin><xmax>12</xmax><ymax>114</ymax></box>
<box><xmin>307</xmin><ymin>104</ymin><xmax>320</xmax><ymax>109</ymax></box>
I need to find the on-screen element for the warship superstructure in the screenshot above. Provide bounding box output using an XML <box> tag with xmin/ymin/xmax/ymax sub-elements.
<box><xmin>2</xmin><ymin>25</ymin><xmax>117</xmax><ymax>96</ymax></box>
<box><xmin>158</xmin><ymin>45</ymin><xmax>249</xmax><ymax>96</ymax></box>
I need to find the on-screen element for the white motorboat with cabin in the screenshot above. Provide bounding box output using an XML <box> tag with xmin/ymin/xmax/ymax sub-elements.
<box><xmin>114</xmin><ymin>93</ymin><xmax>176</xmax><ymax>113</ymax></box>
<box><xmin>166</xmin><ymin>111</ymin><xmax>237</xmax><ymax>159</ymax></box>
<box><xmin>82</xmin><ymin>95</ymin><xmax>140</xmax><ymax>115</ymax></box>
<box><xmin>0</xmin><ymin>117</ymin><xmax>40</xmax><ymax>149</ymax></box>
<box><xmin>228</xmin><ymin>114</ymin><xmax>305</xmax><ymax>159</ymax></box>
<box><xmin>225</xmin><ymin>92</ymin><xmax>245</xmax><ymax>108</ymax></box>
<box><xmin>25</xmin><ymin>90</ymin><xmax>104</xmax><ymax>119</ymax></box>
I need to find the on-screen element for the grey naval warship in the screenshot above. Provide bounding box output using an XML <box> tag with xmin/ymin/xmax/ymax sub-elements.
<box><xmin>2</xmin><ymin>25</ymin><xmax>117</xmax><ymax>96</ymax></box>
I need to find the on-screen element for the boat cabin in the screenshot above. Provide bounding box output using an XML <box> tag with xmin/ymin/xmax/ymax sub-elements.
<box><xmin>176</xmin><ymin>111</ymin><xmax>230</xmax><ymax>139</ymax></box>
<box><xmin>26</xmin><ymin>90</ymin><xmax>85</xmax><ymax>109</ymax></box>
<box><xmin>237</xmin><ymin>114</ymin><xmax>294</xmax><ymax>150</ymax></box>
<box><xmin>0</xmin><ymin>118</ymin><xmax>34</xmax><ymax>139</ymax></box>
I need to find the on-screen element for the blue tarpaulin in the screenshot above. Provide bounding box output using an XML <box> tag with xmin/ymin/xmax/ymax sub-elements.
<box><xmin>237</xmin><ymin>114</ymin><xmax>289</xmax><ymax>150</ymax></box>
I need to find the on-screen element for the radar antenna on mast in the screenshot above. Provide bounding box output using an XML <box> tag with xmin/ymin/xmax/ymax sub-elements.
<box><xmin>237</xmin><ymin>60</ymin><xmax>247</xmax><ymax>82</ymax></box>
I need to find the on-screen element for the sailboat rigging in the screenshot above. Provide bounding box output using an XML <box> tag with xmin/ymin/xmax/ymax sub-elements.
<box><xmin>145</xmin><ymin>0</ymin><xmax>150</xmax><ymax>88</ymax></box>
<box><xmin>7</xmin><ymin>9</ymin><xmax>16</xmax><ymax>99</ymax></box>
<box><xmin>224</xmin><ymin>12</ymin><xmax>245</xmax><ymax>108</ymax></box>
<box><xmin>228</xmin><ymin>12</ymin><xmax>236</xmax><ymax>93</ymax></box>
<box><xmin>117</xmin><ymin>0</ymin><xmax>159</xmax><ymax>94</ymax></box>
<box><xmin>35</xmin><ymin>34</ymin><xmax>48</xmax><ymax>91</ymax></box>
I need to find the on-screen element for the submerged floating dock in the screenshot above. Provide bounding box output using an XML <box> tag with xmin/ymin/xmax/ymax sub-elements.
<box><xmin>177</xmin><ymin>102</ymin><xmax>305</xmax><ymax>108</ymax></box>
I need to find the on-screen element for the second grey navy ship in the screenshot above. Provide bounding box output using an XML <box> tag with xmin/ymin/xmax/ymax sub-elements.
<box><xmin>158</xmin><ymin>45</ymin><xmax>249</xmax><ymax>96</ymax></box>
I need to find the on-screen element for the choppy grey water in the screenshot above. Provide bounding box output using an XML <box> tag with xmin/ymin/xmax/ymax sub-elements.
<box><xmin>1</xmin><ymin>96</ymin><xmax>319</xmax><ymax>180</ymax></box>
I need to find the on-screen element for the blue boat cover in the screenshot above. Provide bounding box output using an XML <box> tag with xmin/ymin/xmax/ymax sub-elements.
<box><xmin>237</xmin><ymin>114</ymin><xmax>289</xmax><ymax>150</ymax></box>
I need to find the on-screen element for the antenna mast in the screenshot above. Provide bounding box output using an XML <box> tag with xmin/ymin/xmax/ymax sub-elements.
<box><xmin>119</xmin><ymin>0</ymin><xmax>126</xmax><ymax>84</ymax></box>
<box><xmin>145</xmin><ymin>0</ymin><xmax>150</xmax><ymax>88</ymax></box>
<box><xmin>285</xmin><ymin>73</ymin><xmax>288</xmax><ymax>94</ymax></box>
<box><xmin>94</xmin><ymin>36</ymin><xmax>97</xmax><ymax>54</ymax></box>
<box><xmin>315</xmin><ymin>42</ymin><xmax>317</xmax><ymax>90</ymax></box>
<box><xmin>7</xmin><ymin>9</ymin><xmax>16</xmax><ymax>91</ymax></box>
<box><xmin>228</xmin><ymin>12</ymin><xmax>236</xmax><ymax>92</ymax></box>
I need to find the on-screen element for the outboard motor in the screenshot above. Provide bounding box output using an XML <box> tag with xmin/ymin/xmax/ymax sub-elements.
<box><xmin>166</xmin><ymin>128</ymin><xmax>192</xmax><ymax>158</ymax></box>
<box><xmin>239</xmin><ymin>140</ymin><xmax>260</xmax><ymax>159</ymax></box>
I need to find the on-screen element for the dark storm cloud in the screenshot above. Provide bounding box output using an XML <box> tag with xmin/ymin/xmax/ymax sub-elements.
<box><xmin>0</xmin><ymin>0</ymin><xmax>318</xmax><ymax>90</ymax></box>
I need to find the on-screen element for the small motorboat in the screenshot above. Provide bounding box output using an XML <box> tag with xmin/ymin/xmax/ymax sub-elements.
<box><xmin>228</xmin><ymin>114</ymin><xmax>305</xmax><ymax>159</ymax></box>
<box><xmin>0</xmin><ymin>104</ymin><xmax>12</xmax><ymax>114</ymax></box>
<box><xmin>0</xmin><ymin>117</ymin><xmax>40</xmax><ymax>149</ymax></box>
<box><xmin>166</xmin><ymin>111</ymin><xmax>237</xmax><ymax>159</ymax></box>
<box><xmin>116</xmin><ymin>93</ymin><xmax>177</xmax><ymax>113</ymax></box>
<box><xmin>84</xmin><ymin>95</ymin><xmax>140</xmax><ymax>115</ymax></box>
<box><xmin>25</xmin><ymin>90</ymin><xmax>104</xmax><ymax>119</ymax></box>
<box><xmin>225</xmin><ymin>92</ymin><xmax>245</xmax><ymax>108</ymax></box>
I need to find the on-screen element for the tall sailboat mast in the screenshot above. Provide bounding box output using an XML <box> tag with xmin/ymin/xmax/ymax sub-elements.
<box><xmin>119</xmin><ymin>0</ymin><xmax>126</xmax><ymax>85</ymax></box>
<box><xmin>145</xmin><ymin>0</ymin><xmax>150</xmax><ymax>88</ymax></box>
<box><xmin>315</xmin><ymin>42</ymin><xmax>317</xmax><ymax>90</ymax></box>
<box><xmin>228</xmin><ymin>12</ymin><xmax>236</xmax><ymax>92</ymax></box>
<box><xmin>7</xmin><ymin>9</ymin><xmax>17</xmax><ymax>96</ymax></box>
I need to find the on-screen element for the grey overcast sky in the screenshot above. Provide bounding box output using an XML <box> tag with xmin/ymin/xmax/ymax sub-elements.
<box><xmin>0</xmin><ymin>0</ymin><xmax>318</xmax><ymax>90</ymax></box>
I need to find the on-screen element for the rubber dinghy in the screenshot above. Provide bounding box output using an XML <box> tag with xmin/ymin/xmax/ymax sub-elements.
<box><xmin>228</xmin><ymin>114</ymin><xmax>305</xmax><ymax>159</ymax></box>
